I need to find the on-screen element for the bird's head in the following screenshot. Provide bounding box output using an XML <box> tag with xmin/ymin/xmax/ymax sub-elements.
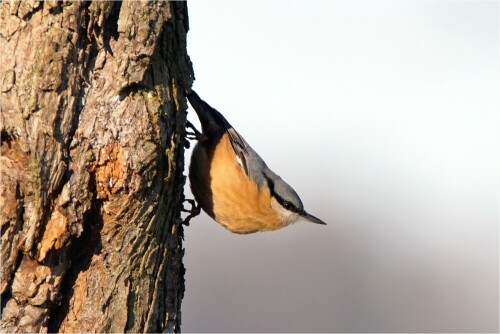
<box><xmin>265</xmin><ymin>171</ymin><xmax>326</xmax><ymax>226</ymax></box>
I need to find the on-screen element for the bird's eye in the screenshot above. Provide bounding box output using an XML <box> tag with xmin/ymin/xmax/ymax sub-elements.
<box><xmin>283</xmin><ymin>201</ymin><xmax>294</xmax><ymax>210</ymax></box>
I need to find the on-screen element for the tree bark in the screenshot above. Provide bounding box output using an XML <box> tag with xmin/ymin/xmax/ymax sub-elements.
<box><xmin>0</xmin><ymin>1</ymin><xmax>193</xmax><ymax>332</ymax></box>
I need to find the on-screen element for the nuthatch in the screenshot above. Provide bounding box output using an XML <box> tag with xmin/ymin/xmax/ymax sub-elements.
<box><xmin>186</xmin><ymin>90</ymin><xmax>326</xmax><ymax>234</ymax></box>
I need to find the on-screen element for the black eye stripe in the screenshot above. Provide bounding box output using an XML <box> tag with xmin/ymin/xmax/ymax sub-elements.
<box><xmin>276</xmin><ymin>196</ymin><xmax>300</xmax><ymax>213</ymax></box>
<box><xmin>264</xmin><ymin>173</ymin><xmax>300</xmax><ymax>213</ymax></box>
<box><xmin>263</xmin><ymin>173</ymin><xmax>276</xmax><ymax>195</ymax></box>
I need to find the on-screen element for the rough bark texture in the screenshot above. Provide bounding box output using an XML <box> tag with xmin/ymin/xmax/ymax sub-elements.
<box><xmin>0</xmin><ymin>1</ymin><xmax>193</xmax><ymax>332</ymax></box>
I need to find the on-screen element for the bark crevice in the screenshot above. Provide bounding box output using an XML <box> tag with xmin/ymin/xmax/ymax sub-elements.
<box><xmin>47</xmin><ymin>176</ymin><xmax>103</xmax><ymax>333</ymax></box>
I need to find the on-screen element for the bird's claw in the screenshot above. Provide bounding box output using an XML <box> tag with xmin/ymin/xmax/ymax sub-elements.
<box><xmin>182</xmin><ymin>198</ymin><xmax>200</xmax><ymax>226</ymax></box>
<box><xmin>186</xmin><ymin>121</ymin><xmax>201</xmax><ymax>139</ymax></box>
<box><xmin>185</xmin><ymin>121</ymin><xmax>208</xmax><ymax>145</ymax></box>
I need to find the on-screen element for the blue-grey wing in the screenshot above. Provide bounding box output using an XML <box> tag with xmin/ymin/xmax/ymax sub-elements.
<box><xmin>225</xmin><ymin>125</ymin><xmax>250</xmax><ymax>175</ymax></box>
<box><xmin>224</xmin><ymin>123</ymin><xmax>269</xmax><ymax>188</ymax></box>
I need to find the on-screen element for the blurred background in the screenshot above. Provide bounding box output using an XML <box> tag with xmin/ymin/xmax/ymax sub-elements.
<box><xmin>181</xmin><ymin>0</ymin><xmax>499</xmax><ymax>332</ymax></box>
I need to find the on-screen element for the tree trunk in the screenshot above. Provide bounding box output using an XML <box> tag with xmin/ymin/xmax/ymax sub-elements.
<box><xmin>0</xmin><ymin>1</ymin><xmax>192</xmax><ymax>332</ymax></box>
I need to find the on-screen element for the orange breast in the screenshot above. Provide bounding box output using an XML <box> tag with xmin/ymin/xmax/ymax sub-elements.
<box><xmin>190</xmin><ymin>134</ymin><xmax>288</xmax><ymax>234</ymax></box>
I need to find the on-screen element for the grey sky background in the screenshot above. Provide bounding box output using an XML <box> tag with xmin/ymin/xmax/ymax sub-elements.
<box><xmin>181</xmin><ymin>1</ymin><xmax>499</xmax><ymax>332</ymax></box>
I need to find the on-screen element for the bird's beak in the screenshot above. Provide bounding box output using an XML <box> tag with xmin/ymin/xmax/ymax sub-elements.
<box><xmin>301</xmin><ymin>211</ymin><xmax>326</xmax><ymax>225</ymax></box>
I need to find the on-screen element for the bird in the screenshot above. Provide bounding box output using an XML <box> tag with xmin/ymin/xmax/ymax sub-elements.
<box><xmin>186</xmin><ymin>89</ymin><xmax>326</xmax><ymax>234</ymax></box>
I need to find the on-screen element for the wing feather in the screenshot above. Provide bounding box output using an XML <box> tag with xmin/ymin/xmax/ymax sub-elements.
<box><xmin>225</xmin><ymin>123</ymin><xmax>250</xmax><ymax>175</ymax></box>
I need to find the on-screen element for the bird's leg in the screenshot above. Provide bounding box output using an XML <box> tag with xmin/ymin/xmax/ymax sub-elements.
<box><xmin>184</xmin><ymin>121</ymin><xmax>199</xmax><ymax>148</ymax></box>
<box><xmin>182</xmin><ymin>198</ymin><xmax>201</xmax><ymax>226</ymax></box>
<box><xmin>185</xmin><ymin>121</ymin><xmax>208</xmax><ymax>146</ymax></box>
<box><xmin>186</xmin><ymin>120</ymin><xmax>201</xmax><ymax>139</ymax></box>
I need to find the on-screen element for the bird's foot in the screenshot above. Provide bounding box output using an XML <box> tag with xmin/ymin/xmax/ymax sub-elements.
<box><xmin>186</xmin><ymin>121</ymin><xmax>201</xmax><ymax>139</ymax></box>
<box><xmin>182</xmin><ymin>198</ymin><xmax>201</xmax><ymax>226</ymax></box>
<box><xmin>184</xmin><ymin>121</ymin><xmax>207</xmax><ymax>148</ymax></box>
